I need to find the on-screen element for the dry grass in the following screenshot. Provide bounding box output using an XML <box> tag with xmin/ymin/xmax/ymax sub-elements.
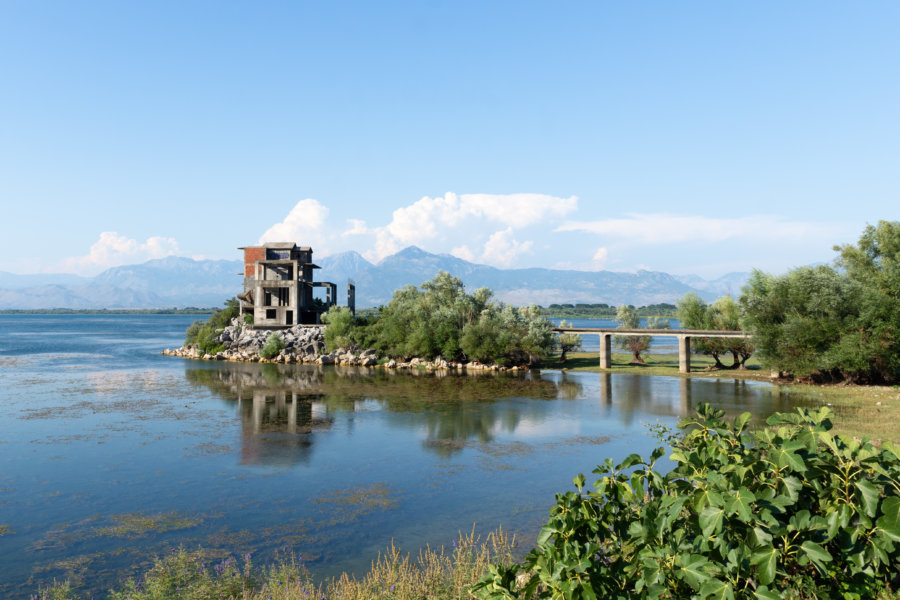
<box><xmin>33</xmin><ymin>527</ymin><xmax>520</xmax><ymax>600</ymax></box>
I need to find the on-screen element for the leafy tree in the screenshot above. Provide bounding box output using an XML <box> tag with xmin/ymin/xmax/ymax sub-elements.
<box><xmin>740</xmin><ymin>221</ymin><xmax>900</xmax><ymax>382</ymax></box>
<box><xmin>322</xmin><ymin>306</ymin><xmax>355</xmax><ymax>351</ymax></box>
<box><xmin>677</xmin><ymin>293</ymin><xmax>754</xmax><ymax>369</ymax></box>
<box><xmin>556</xmin><ymin>321</ymin><xmax>582</xmax><ymax>363</ymax></box>
<box><xmin>330</xmin><ymin>272</ymin><xmax>555</xmax><ymax>365</ymax></box>
<box><xmin>614</xmin><ymin>305</ymin><xmax>670</xmax><ymax>363</ymax></box>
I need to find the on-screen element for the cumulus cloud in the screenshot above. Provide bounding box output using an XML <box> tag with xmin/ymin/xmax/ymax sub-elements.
<box><xmin>367</xmin><ymin>192</ymin><xmax>577</xmax><ymax>265</ymax></box>
<box><xmin>480</xmin><ymin>228</ymin><xmax>534</xmax><ymax>267</ymax></box>
<box><xmin>259</xmin><ymin>199</ymin><xmax>330</xmax><ymax>249</ymax></box>
<box><xmin>592</xmin><ymin>247</ymin><xmax>608</xmax><ymax>268</ymax></box>
<box><xmin>61</xmin><ymin>232</ymin><xmax>180</xmax><ymax>275</ymax></box>
<box><xmin>451</xmin><ymin>245</ymin><xmax>476</xmax><ymax>262</ymax></box>
<box><xmin>555</xmin><ymin>213</ymin><xmax>843</xmax><ymax>244</ymax></box>
<box><xmin>341</xmin><ymin>218</ymin><xmax>370</xmax><ymax>237</ymax></box>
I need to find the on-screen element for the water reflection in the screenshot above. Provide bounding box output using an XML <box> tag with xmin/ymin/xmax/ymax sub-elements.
<box><xmin>185</xmin><ymin>363</ymin><xmax>801</xmax><ymax>469</ymax></box>
<box><xmin>186</xmin><ymin>363</ymin><xmax>587</xmax><ymax>461</ymax></box>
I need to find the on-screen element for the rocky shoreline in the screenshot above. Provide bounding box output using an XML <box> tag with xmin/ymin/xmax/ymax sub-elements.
<box><xmin>162</xmin><ymin>319</ymin><xmax>525</xmax><ymax>372</ymax></box>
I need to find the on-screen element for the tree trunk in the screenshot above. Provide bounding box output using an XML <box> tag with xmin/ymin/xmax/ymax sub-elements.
<box><xmin>631</xmin><ymin>350</ymin><xmax>645</xmax><ymax>364</ymax></box>
<box><xmin>710</xmin><ymin>351</ymin><xmax>725</xmax><ymax>369</ymax></box>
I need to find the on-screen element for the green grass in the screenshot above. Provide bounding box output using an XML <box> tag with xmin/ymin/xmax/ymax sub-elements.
<box><xmin>552</xmin><ymin>351</ymin><xmax>766</xmax><ymax>380</ymax></box>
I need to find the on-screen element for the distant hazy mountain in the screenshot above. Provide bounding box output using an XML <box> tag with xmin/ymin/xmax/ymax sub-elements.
<box><xmin>349</xmin><ymin>246</ymin><xmax>711</xmax><ymax>307</ymax></box>
<box><xmin>0</xmin><ymin>284</ymin><xmax>167</xmax><ymax>310</ymax></box>
<box><xmin>0</xmin><ymin>271</ymin><xmax>90</xmax><ymax>289</ymax></box>
<box><xmin>92</xmin><ymin>256</ymin><xmax>243</xmax><ymax>307</ymax></box>
<box><xmin>0</xmin><ymin>248</ymin><xmax>735</xmax><ymax>310</ymax></box>
<box><xmin>316</xmin><ymin>251</ymin><xmax>375</xmax><ymax>304</ymax></box>
<box><xmin>674</xmin><ymin>272</ymin><xmax>752</xmax><ymax>298</ymax></box>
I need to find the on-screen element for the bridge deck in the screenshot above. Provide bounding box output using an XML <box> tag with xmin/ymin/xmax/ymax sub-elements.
<box><xmin>551</xmin><ymin>327</ymin><xmax>750</xmax><ymax>373</ymax></box>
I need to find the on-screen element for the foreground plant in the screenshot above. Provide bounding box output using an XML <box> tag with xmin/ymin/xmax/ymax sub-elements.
<box><xmin>33</xmin><ymin>529</ymin><xmax>517</xmax><ymax>600</ymax></box>
<box><xmin>474</xmin><ymin>404</ymin><xmax>900</xmax><ymax>600</ymax></box>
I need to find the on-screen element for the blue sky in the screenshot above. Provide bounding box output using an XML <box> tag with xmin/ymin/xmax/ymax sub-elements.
<box><xmin>1</xmin><ymin>1</ymin><xmax>897</xmax><ymax>278</ymax></box>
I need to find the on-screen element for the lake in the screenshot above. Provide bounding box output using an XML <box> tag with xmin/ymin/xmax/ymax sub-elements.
<box><xmin>0</xmin><ymin>315</ymin><xmax>801</xmax><ymax>597</ymax></box>
<box><xmin>549</xmin><ymin>317</ymin><xmax>682</xmax><ymax>353</ymax></box>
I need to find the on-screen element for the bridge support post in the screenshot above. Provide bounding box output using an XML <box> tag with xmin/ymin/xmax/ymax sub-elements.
<box><xmin>678</xmin><ymin>335</ymin><xmax>691</xmax><ymax>374</ymax></box>
<box><xmin>599</xmin><ymin>333</ymin><xmax>611</xmax><ymax>369</ymax></box>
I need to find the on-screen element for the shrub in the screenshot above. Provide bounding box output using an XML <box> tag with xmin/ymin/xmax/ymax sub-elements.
<box><xmin>474</xmin><ymin>404</ymin><xmax>900</xmax><ymax>599</ymax></box>
<box><xmin>259</xmin><ymin>332</ymin><xmax>285</xmax><ymax>359</ymax></box>
<box><xmin>322</xmin><ymin>306</ymin><xmax>355</xmax><ymax>351</ymax></box>
<box><xmin>183</xmin><ymin>297</ymin><xmax>239</xmax><ymax>355</ymax></box>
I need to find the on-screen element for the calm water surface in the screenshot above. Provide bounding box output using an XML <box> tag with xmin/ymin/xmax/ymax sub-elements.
<box><xmin>1</xmin><ymin>315</ymin><xmax>800</xmax><ymax>597</ymax></box>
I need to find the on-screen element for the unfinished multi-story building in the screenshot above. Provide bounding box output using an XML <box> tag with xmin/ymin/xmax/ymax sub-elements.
<box><xmin>237</xmin><ymin>243</ymin><xmax>355</xmax><ymax>327</ymax></box>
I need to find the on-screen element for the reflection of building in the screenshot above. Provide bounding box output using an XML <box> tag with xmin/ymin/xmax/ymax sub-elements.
<box><xmin>237</xmin><ymin>242</ymin><xmax>356</xmax><ymax>327</ymax></box>
<box><xmin>237</xmin><ymin>390</ymin><xmax>332</xmax><ymax>466</ymax></box>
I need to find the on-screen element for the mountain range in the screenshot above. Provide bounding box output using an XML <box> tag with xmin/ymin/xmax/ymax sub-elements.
<box><xmin>0</xmin><ymin>248</ymin><xmax>750</xmax><ymax>310</ymax></box>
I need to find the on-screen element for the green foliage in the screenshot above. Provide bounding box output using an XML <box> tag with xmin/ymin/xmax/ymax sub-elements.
<box><xmin>677</xmin><ymin>293</ymin><xmax>754</xmax><ymax>369</ymax></box>
<box><xmin>474</xmin><ymin>404</ymin><xmax>900</xmax><ymax>600</ymax></box>
<box><xmin>322</xmin><ymin>305</ymin><xmax>356</xmax><ymax>351</ymax></box>
<box><xmin>35</xmin><ymin>530</ymin><xmax>518</xmax><ymax>600</ymax></box>
<box><xmin>183</xmin><ymin>297</ymin><xmax>240</xmax><ymax>355</ymax></box>
<box><xmin>109</xmin><ymin>548</ymin><xmax>254</xmax><ymax>600</ymax></box>
<box><xmin>556</xmin><ymin>320</ymin><xmax>583</xmax><ymax>362</ymax></box>
<box><xmin>741</xmin><ymin>221</ymin><xmax>900</xmax><ymax>382</ymax></box>
<box><xmin>339</xmin><ymin>272</ymin><xmax>555</xmax><ymax>365</ymax></box>
<box><xmin>614</xmin><ymin>305</ymin><xmax>668</xmax><ymax>363</ymax></box>
<box><xmin>259</xmin><ymin>332</ymin><xmax>285</xmax><ymax>359</ymax></box>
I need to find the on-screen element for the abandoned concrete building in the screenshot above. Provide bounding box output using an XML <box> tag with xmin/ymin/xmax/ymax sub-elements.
<box><xmin>237</xmin><ymin>243</ymin><xmax>355</xmax><ymax>327</ymax></box>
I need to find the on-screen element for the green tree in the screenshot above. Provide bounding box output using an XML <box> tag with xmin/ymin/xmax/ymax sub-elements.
<box><xmin>740</xmin><ymin>221</ymin><xmax>900</xmax><ymax>382</ymax></box>
<box><xmin>322</xmin><ymin>306</ymin><xmax>355</xmax><ymax>351</ymax></box>
<box><xmin>556</xmin><ymin>321</ymin><xmax>582</xmax><ymax>363</ymax></box>
<box><xmin>677</xmin><ymin>293</ymin><xmax>754</xmax><ymax>369</ymax></box>
<box><xmin>614</xmin><ymin>304</ymin><xmax>651</xmax><ymax>363</ymax></box>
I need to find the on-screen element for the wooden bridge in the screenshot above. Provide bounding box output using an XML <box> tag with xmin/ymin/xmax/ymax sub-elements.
<box><xmin>552</xmin><ymin>327</ymin><xmax>751</xmax><ymax>373</ymax></box>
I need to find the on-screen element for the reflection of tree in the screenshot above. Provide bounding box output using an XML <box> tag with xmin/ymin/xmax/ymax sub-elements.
<box><xmin>185</xmin><ymin>363</ymin><xmax>575</xmax><ymax>459</ymax></box>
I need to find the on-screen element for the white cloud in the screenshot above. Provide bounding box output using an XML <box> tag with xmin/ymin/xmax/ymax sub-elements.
<box><xmin>592</xmin><ymin>247</ymin><xmax>608</xmax><ymax>268</ymax></box>
<box><xmin>342</xmin><ymin>218</ymin><xmax>370</xmax><ymax>236</ymax></box>
<box><xmin>555</xmin><ymin>213</ymin><xmax>843</xmax><ymax>244</ymax></box>
<box><xmin>451</xmin><ymin>245</ymin><xmax>475</xmax><ymax>262</ymax></box>
<box><xmin>480</xmin><ymin>228</ymin><xmax>534</xmax><ymax>267</ymax></box>
<box><xmin>369</xmin><ymin>192</ymin><xmax>577</xmax><ymax>264</ymax></box>
<box><xmin>60</xmin><ymin>232</ymin><xmax>179</xmax><ymax>275</ymax></box>
<box><xmin>259</xmin><ymin>199</ymin><xmax>330</xmax><ymax>249</ymax></box>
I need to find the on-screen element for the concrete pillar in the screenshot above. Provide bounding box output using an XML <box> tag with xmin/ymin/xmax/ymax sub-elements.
<box><xmin>599</xmin><ymin>333</ymin><xmax>611</xmax><ymax>369</ymax></box>
<box><xmin>600</xmin><ymin>372</ymin><xmax>613</xmax><ymax>406</ymax></box>
<box><xmin>679</xmin><ymin>377</ymin><xmax>691</xmax><ymax>415</ymax></box>
<box><xmin>678</xmin><ymin>335</ymin><xmax>691</xmax><ymax>374</ymax></box>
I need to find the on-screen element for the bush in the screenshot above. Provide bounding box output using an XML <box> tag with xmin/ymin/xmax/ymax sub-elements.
<box><xmin>740</xmin><ymin>221</ymin><xmax>900</xmax><ymax>383</ymax></box>
<box><xmin>474</xmin><ymin>404</ymin><xmax>900</xmax><ymax>599</ymax></box>
<box><xmin>322</xmin><ymin>306</ymin><xmax>355</xmax><ymax>351</ymax></box>
<box><xmin>322</xmin><ymin>272</ymin><xmax>555</xmax><ymax>365</ymax></box>
<box><xmin>183</xmin><ymin>297</ymin><xmax>240</xmax><ymax>355</ymax></box>
<box><xmin>259</xmin><ymin>332</ymin><xmax>285</xmax><ymax>359</ymax></box>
